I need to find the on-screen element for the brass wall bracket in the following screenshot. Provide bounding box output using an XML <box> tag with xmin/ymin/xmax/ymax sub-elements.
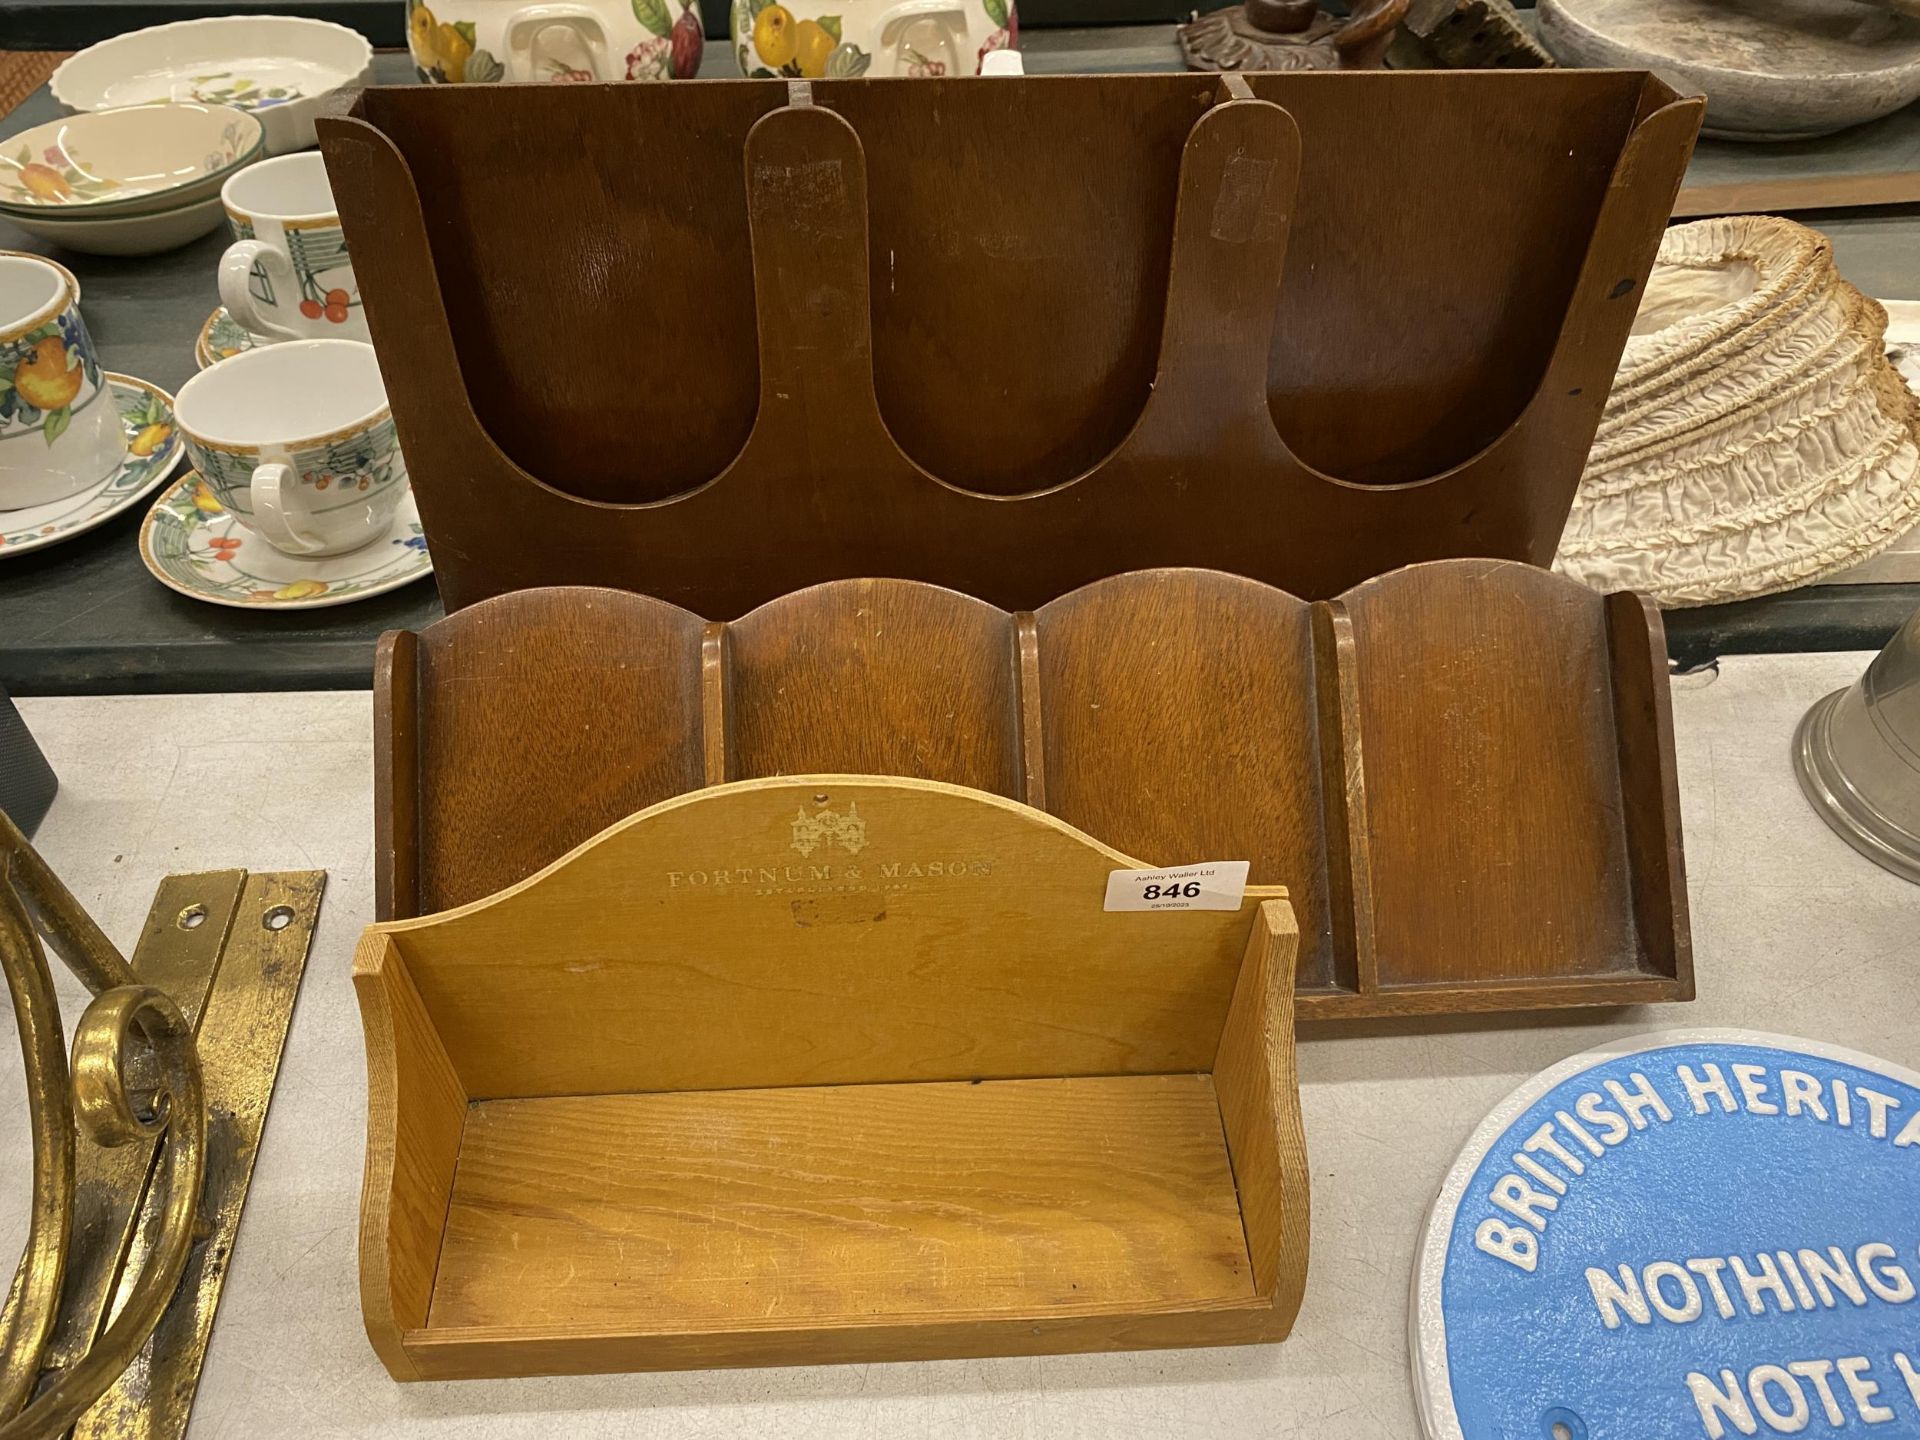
<box><xmin>0</xmin><ymin>810</ymin><xmax>323</xmax><ymax>1440</ymax></box>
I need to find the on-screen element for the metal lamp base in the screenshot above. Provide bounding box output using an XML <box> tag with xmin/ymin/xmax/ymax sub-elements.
<box><xmin>1793</xmin><ymin>687</ymin><xmax>1920</xmax><ymax>884</ymax></box>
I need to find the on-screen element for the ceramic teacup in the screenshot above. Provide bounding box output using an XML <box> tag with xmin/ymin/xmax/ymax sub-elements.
<box><xmin>0</xmin><ymin>253</ymin><xmax>125</xmax><ymax>509</ymax></box>
<box><xmin>173</xmin><ymin>339</ymin><xmax>406</xmax><ymax>556</ymax></box>
<box><xmin>218</xmin><ymin>152</ymin><xmax>367</xmax><ymax>345</ymax></box>
<box><xmin>0</xmin><ymin>250</ymin><xmax>79</xmax><ymax>302</ymax></box>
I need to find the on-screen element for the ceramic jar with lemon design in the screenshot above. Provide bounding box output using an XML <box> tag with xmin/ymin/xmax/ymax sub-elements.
<box><xmin>406</xmin><ymin>0</ymin><xmax>704</xmax><ymax>84</ymax></box>
<box><xmin>733</xmin><ymin>0</ymin><xmax>1013</xmax><ymax>78</ymax></box>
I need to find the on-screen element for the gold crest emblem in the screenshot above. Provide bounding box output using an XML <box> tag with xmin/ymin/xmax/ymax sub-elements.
<box><xmin>790</xmin><ymin>802</ymin><xmax>868</xmax><ymax>857</ymax></box>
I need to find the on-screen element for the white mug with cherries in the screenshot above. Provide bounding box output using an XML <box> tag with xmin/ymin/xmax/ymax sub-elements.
<box><xmin>173</xmin><ymin>340</ymin><xmax>407</xmax><ymax>557</ymax></box>
<box><xmin>219</xmin><ymin>152</ymin><xmax>367</xmax><ymax>345</ymax></box>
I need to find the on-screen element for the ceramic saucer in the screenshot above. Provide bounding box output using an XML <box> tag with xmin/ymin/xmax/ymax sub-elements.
<box><xmin>139</xmin><ymin>472</ymin><xmax>431</xmax><ymax>609</ymax></box>
<box><xmin>194</xmin><ymin>305</ymin><xmax>260</xmax><ymax>369</ymax></box>
<box><xmin>0</xmin><ymin>374</ymin><xmax>183</xmax><ymax>557</ymax></box>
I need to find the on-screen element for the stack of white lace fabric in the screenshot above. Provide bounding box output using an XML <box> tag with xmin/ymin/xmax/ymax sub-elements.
<box><xmin>1556</xmin><ymin>214</ymin><xmax>1920</xmax><ymax>606</ymax></box>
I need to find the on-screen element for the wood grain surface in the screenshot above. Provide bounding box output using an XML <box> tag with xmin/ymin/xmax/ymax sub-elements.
<box><xmin>1311</xmin><ymin>601</ymin><xmax>1370</xmax><ymax>998</ymax></box>
<box><xmin>398</xmin><ymin>1292</ymin><xmax>1293</xmax><ymax>1380</ymax></box>
<box><xmin>1212</xmin><ymin>899</ymin><xmax>1308</xmax><ymax>1316</ymax></box>
<box><xmin>321</xmin><ymin>72</ymin><xmax>1701</xmax><ymax>616</ymax></box>
<box><xmin>352</xmin><ymin>779</ymin><xmax>1312</xmax><ymax>1377</ymax></box>
<box><xmin>342</xmin><ymin>83</ymin><xmax>778</xmax><ymax>502</ymax></box>
<box><xmin>839</xmin><ymin>78</ymin><xmax>1201</xmax><ymax>494</ymax></box>
<box><xmin>391</xmin><ymin>587</ymin><xmax>709</xmax><ymax>915</ymax></box>
<box><xmin>1340</xmin><ymin>560</ymin><xmax>1642</xmax><ymax>988</ymax></box>
<box><xmin>1605</xmin><ymin>590</ymin><xmax>1695</xmax><ymax>997</ymax></box>
<box><xmin>353</xmin><ymin>934</ymin><xmax>469</xmax><ymax>1381</ymax></box>
<box><xmin>431</xmin><ymin>1075</ymin><xmax>1253</xmax><ymax>1330</ymax></box>
<box><xmin>724</xmin><ymin>578</ymin><xmax>1022</xmax><ymax>794</ymax></box>
<box><xmin>374</xmin><ymin>562</ymin><xmax>1690</xmax><ymax>1017</ymax></box>
<box><xmin>372</xmin><ymin>632</ymin><xmax>420</xmax><ymax>921</ymax></box>
<box><xmin>381</xmin><ymin>776</ymin><xmax>1279</xmax><ymax>1100</ymax></box>
<box><xmin>1032</xmin><ymin>571</ymin><xmax>1333</xmax><ymax>986</ymax></box>
<box><xmin>1254</xmin><ymin>71</ymin><xmax>1632</xmax><ymax>484</ymax></box>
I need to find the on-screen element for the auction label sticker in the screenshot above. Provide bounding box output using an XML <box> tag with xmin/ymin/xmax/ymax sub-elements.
<box><xmin>1413</xmin><ymin>1030</ymin><xmax>1920</xmax><ymax>1440</ymax></box>
<box><xmin>1103</xmin><ymin>861</ymin><xmax>1249</xmax><ymax>912</ymax></box>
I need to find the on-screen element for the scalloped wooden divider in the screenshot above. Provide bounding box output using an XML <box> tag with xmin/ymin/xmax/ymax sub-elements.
<box><xmin>373</xmin><ymin>588</ymin><xmax>711</xmax><ymax>920</ymax></box>
<box><xmin>376</xmin><ymin>562</ymin><xmax>1691</xmax><ymax>1018</ymax></box>
<box><xmin>354</xmin><ymin>777</ymin><xmax>1307</xmax><ymax>1377</ymax></box>
<box><xmin>719</xmin><ymin>577</ymin><xmax>1025</xmax><ymax>793</ymax></box>
<box><xmin>1028</xmin><ymin>571</ymin><xmax>1340</xmax><ymax>993</ymax></box>
<box><xmin>318</xmin><ymin>72</ymin><xmax>1701</xmax><ymax>617</ymax></box>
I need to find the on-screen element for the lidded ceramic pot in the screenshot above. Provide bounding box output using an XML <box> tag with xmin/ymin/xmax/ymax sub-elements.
<box><xmin>1555</xmin><ymin>215</ymin><xmax>1920</xmax><ymax>607</ymax></box>
<box><xmin>732</xmin><ymin>0</ymin><xmax>1015</xmax><ymax>78</ymax></box>
<box><xmin>406</xmin><ymin>0</ymin><xmax>704</xmax><ymax>83</ymax></box>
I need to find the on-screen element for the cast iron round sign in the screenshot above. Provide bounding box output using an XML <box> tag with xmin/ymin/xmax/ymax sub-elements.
<box><xmin>1414</xmin><ymin>1030</ymin><xmax>1920</xmax><ymax>1440</ymax></box>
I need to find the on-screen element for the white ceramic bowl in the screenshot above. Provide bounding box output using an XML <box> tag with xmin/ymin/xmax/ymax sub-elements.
<box><xmin>51</xmin><ymin>17</ymin><xmax>374</xmax><ymax>156</ymax></box>
<box><xmin>0</xmin><ymin>103</ymin><xmax>262</xmax><ymax>218</ymax></box>
<box><xmin>0</xmin><ymin>192</ymin><xmax>227</xmax><ymax>257</ymax></box>
<box><xmin>0</xmin><ymin>171</ymin><xmax>243</xmax><ymax>223</ymax></box>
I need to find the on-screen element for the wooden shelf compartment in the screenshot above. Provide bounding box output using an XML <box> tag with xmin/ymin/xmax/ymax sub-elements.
<box><xmin>353</xmin><ymin>779</ymin><xmax>1311</xmax><ymax>1379</ymax></box>
<box><xmin>377</xmin><ymin>561</ymin><xmax>1692</xmax><ymax>1020</ymax></box>
<box><xmin>322</xmin><ymin>72</ymin><xmax>1700</xmax><ymax>617</ymax></box>
<box><xmin>427</xmin><ymin>1075</ymin><xmax>1257</xmax><ymax>1337</ymax></box>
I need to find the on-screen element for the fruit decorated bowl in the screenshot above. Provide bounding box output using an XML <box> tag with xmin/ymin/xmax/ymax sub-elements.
<box><xmin>0</xmin><ymin>192</ymin><xmax>228</xmax><ymax>258</ymax></box>
<box><xmin>0</xmin><ymin>103</ymin><xmax>263</xmax><ymax>220</ymax></box>
<box><xmin>405</xmin><ymin>0</ymin><xmax>705</xmax><ymax>84</ymax></box>
<box><xmin>51</xmin><ymin>17</ymin><xmax>374</xmax><ymax>156</ymax></box>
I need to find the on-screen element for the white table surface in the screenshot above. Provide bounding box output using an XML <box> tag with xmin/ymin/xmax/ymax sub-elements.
<box><xmin>4</xmin><ymin>651</ymin><xmax>1918</xmax><ymax>1439</ymax></box>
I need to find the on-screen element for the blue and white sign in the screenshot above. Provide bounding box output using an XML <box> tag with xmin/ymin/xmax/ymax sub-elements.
<box><xmin>1413</xmin><ymin>1030</ymin><xmax>1920</xmax><ymax>1440</ymax></box>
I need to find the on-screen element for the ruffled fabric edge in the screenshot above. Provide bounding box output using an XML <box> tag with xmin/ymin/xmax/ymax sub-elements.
<box><xmin>1555</xmin><ymin>217</ymin><xmax>1920</xmax><ymax>608</ymax></box>
<box><xmin>1555</xmin><ymin>433</ymin><xmax>1920</xmax><ymax>606</ymax></box>
<box><xmin>1592</xmin><ymin>277</ymin><xmax>1881</xmax><ymax>473</ymax></box>
<box><xmin>1608</xmin><ymin>217</ymin><xmax>1833</xmax><ymax>400</ymax></box>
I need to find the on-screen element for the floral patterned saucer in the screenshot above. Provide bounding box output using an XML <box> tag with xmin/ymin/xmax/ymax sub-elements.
<box><xmin>140</xmin><ymin>474</ymin><xmax>432</xmax><ymax>610</ymax></box>
<box><xmin>194</xmin><ymin>305</ymin><xmax>259</xmax><ymax>369</ymax></box>
<box><xmin>139</xmin><ymin>472</ymin><xmax>432</xmax><ymax>609</ymax></box>
<box><xmin>0</xmin><ymin>374</ymin><xmax>183</xmax><ymax>556</ymax></box>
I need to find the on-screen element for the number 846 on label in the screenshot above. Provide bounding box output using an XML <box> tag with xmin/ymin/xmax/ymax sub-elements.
<box><xmin>1103</xmin><ymin>861</ymin><xmax>1250</xmax><ymax>913</ymax></box>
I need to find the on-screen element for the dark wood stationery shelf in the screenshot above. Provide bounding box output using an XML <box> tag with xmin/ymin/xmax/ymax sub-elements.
<box><xmin>324</xmin><ymin>70</ymin><xmax>1701</xmax><ymax>614</ymax></box>
<box><xmin>374</xmin><ymin>564</ymin><xmax>1692</xmax><ymax>1018</ymax></box>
